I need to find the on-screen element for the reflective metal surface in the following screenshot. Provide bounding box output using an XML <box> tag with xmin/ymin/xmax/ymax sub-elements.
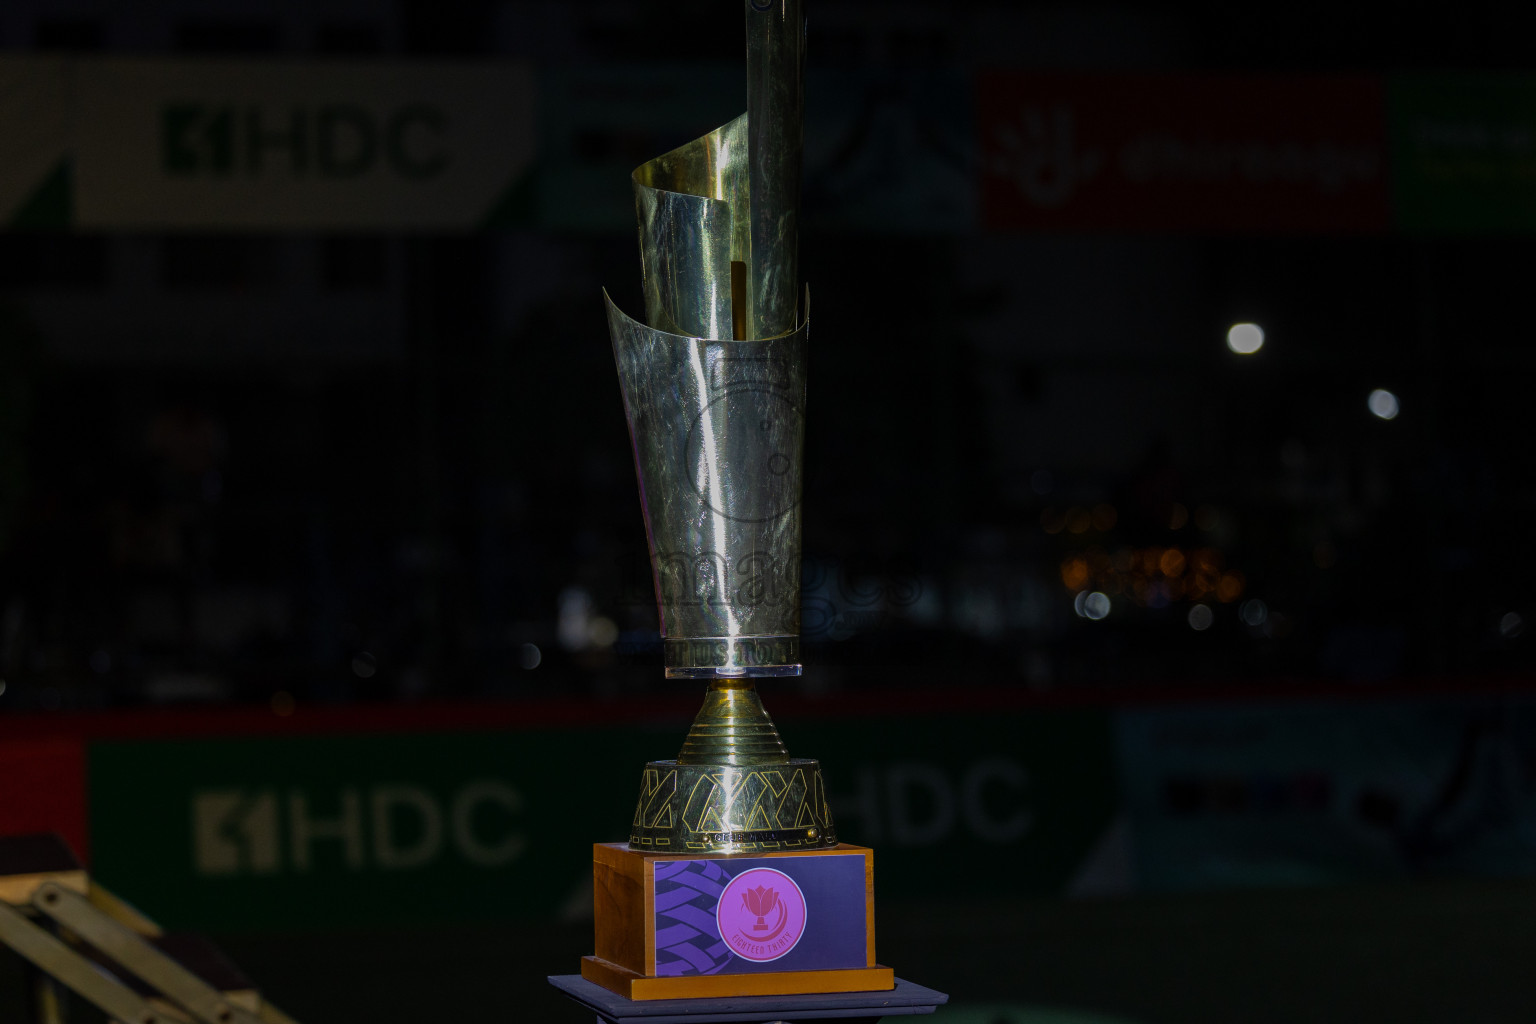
<box><xmin>633</xmin><ymin>114</ymin><xmax>749</xmax><ymax>341</ymax></box>
<box><xmin>745</xmin><ymin>0</ymin><xmax>805</xmax><ymax>341</ymax></box>
<box><xmin>676</xmin><ymin>679</ymin><xmax>789</xmax><ymax>765</ymax></box>
<box><xmin>608</xmin><ymin>0</ymin><xmax>807</xmax><ymax>679</ymax></box>
<box><xmin>629</xmin><ymin>758</ymin><xmax>836</xmax><ymax>854</ymax></box>
<box><xmin>608</xmin><ymin>0</ymin><xmax>830</xmax><ymax>853</ymax></box>
<box><xmin>606</xmin><ymin>294</ymin><xmax>807</xmax><ymax>677</ymax></box>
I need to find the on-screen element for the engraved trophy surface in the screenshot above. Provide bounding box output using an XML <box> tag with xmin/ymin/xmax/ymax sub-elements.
<box><xmin>606</xmin><ymin>0</ymin><xmax>836</xmax><ymax>855</ymax></box>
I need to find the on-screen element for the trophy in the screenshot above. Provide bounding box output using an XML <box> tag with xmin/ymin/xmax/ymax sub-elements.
<box><xmin>562</xmin><ymin>0</ymin><xmax>935</xmax><ymax>1009</ymax></box>
<box><xmin>605</xmin><ymin>0</ymin><xmax>826</xmax><ymax>862</ymax></box>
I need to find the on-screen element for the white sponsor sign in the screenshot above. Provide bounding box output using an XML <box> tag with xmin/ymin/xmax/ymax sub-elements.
<box><xmin>0</xmin><ymin>57</ymin><xmax>69</xmax><ymax>225</ymax></box>
<box><xmin>73</xmin><ymin>59</ymin><xmax>536</xmax><ymax>229</ymax></box>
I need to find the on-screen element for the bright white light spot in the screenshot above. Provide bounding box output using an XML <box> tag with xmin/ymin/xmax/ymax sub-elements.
<box><xmin>1240</xmin><ymin>599</ymin><xmax>1268</xmax><ymax>627</ymax></box>
<box><xmin>519</xmin><ymin>643</ymin><xmax>542</xmax><ymax>670</ymax></box>
<box><xmin>1501</xmin><ymin>613</ymin><xmax>1525</xmax><ymax>638</ymax></box>
<box><xmin>1368</xmin><ymin>389</ymin><xmax>1399</xmax><ymax>420</ymax></box>
<box><xmin>1080</xmin><ymin>591</ymin><xmax>1111</xmax><ymax>620</ymax></box>
<box><xmin>1188</xmin><ymin>604</ymin><xmax>1214</xmax><ymax>631</ymax></box>
<box><xmin>1227</xmin><ymin>322</ymin><xmax>1265</xmax><ymax>355</ymax></box>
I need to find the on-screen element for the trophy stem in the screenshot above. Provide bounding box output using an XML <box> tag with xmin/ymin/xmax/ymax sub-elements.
<box><xmin>628</xmin><ymin>680</ymin><xmax>836</xmax><ymax>854</ymax></box>
<box><xmin>677</xmin><ymin>680</ymin><xmax>791</xmax><ymax>766</ymax></box>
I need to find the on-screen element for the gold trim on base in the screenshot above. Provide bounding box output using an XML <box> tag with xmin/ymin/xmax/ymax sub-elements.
<box><xmin>580</xmin><ymin>955</ymin><xmax>895</xmax><ymax>1001</ymax></box>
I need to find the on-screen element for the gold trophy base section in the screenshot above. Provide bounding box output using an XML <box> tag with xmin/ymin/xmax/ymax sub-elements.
<box><xmin>587</xmin><ymin>841</ymin><xmax>893</xmax><ymax>1001</ymax></box>
<box><xmin>580</xmin><ymin>955</ymin><xmax>895</xmax><ymax>1001</ymax></box>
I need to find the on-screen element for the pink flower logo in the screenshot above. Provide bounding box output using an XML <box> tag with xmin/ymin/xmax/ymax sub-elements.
<box><xmin>717</xmin><ymin>868</ymin><xmax>806</xmax><ymax>962</ymax></box>
<box><xmin>741</xmin><ymin>884</ymin><xmax>778</xmax><ymax>929</ymax></box>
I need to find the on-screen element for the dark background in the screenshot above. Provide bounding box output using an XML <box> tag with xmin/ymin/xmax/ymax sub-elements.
<box><xmin>1</xmin><ymin>3</ymin><xmax>1532</xmax><ymax>710</ymax></box>
<box><xmin>3</xmin><ymin>2</ymin><xmax>1536</xmax><ymax>1023</ymax></box>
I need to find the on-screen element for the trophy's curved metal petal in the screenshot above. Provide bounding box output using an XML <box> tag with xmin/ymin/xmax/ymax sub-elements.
<box><xmin>605</xmin><ymin>290</ymin><xmax>807</xmax><ymax>678</ymax></box>
<box><xmin>633</xmin><ymin>114</ymin><xmax>749</xmax><ymax>341</ymax></box>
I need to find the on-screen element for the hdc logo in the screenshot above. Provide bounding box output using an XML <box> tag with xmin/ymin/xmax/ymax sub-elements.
<box><xmin>833</xmin><ymin>758</ymin><xmax>1034</xmax><ymax>846</ymax></box>
<box><xmin>162</xmin><ymin>103</ymin><xmax>449</xmax><ymax>179</ymax></box>
<box><xmin>191</xmin><ymin>781</ymin><xmax>525</xmax><ymax>876</ymax></box>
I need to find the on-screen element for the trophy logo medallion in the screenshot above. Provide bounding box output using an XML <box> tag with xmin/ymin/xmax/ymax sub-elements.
<box><xmin>718</xmin><ymin>867</ymin><xmax>807</xmax><ymax>962</ymax></box>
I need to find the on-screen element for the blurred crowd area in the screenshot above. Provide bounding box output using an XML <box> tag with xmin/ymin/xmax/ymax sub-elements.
<box><xmin>0</xmin><ymin>1</ymin><xmax>1533</xmax><ymax>712</ymax></box>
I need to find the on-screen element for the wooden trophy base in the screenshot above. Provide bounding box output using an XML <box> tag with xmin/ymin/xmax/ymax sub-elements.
<box><xmin>586</xmin><ymin>842</ymin><xmax>895</xmax><ymax>1001</ymax></box>
<box><xmin>580</xmin><ymin>956</ymin><xmax>895</xmax><ymax>1001</ymax></box>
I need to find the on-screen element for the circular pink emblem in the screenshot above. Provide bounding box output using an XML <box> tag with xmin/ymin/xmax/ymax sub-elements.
<box><xmin>716</xmin><ymin>867</ymin><xmax>807</xmax><ymax>963</ymax></box>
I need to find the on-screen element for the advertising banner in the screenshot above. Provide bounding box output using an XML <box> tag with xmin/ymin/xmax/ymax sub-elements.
<box><xmin>77</xmin><ymin>704</ymin><xmax>1115</xmax><ymax>930</ymax></box>
<box><xmin>535</xmin><ymin>63</ymin><xmax>740</xmax><ymax>231</ymax></box>
<box><xmin>0</xmin><ymin>58</ymin><xmax>70</xmax><ymax>227</ymax></box>
<box><xmin>71</xmin><ymin>59</ymin><xmax>536</xmax><ymax>230</ymax></box>
<box><xmin>537</xmin><ymin>65</ymin><xmax>976</xmax><ymax>233</ymax></box>
<box><xmin>802</xmin><ymin>68</ymin><xmax>975</xmax><ymax>233</ymax></box>
<box><xmin>1389</xmin><ymin>75</ymin><xmax>1536</xmax><ymax>233</ymax></box>
<box><xmin>1117</xmin><ymin>696</ymin><xmax>1536</xmax><ymax>891</ymax></box>
<box><xmin>978</xmin><ymin>73</ymin><xmax>1389</xmax><ymax>233</ymax></box>
<box><xmin>12</xmin><ymin>62</ymin><xmax>1536</xmax><ymax>234</ymax></box>
<box><xmin>17</xmin><ymin>688</ymin><xmax>1536</xmax><ymax>931</ymax></box>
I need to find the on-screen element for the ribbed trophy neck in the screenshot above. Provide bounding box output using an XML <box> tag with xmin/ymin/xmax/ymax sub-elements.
<box><xmin>676</xmin><ymin>679</ymin><xmax>791</xmax><ymax>766</ymax></box>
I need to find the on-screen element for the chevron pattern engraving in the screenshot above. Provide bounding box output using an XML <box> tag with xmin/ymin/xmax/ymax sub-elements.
<box><xmin>628</xmin><ymin>760</ymin><xmax>836</xmax><ymax>853</ymax></box>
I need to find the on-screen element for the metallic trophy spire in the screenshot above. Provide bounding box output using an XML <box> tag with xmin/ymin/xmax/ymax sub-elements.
<box><xmin>606</xmin><ymin>0</ymin><xmax>835</xmax><ymax>854</ymax></box>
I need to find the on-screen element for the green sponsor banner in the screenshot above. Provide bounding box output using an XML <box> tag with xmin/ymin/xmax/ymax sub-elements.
<box><xmin>90</xmin><ymin>727</ymin><xmax>651</xmax><ymax>930</ymax></box>
<box><xmin>807</xmin><ymin>711</ymin><xmax>1116</xmax><ymax>899</ymax></box>
<box><xmin>88</xmin><ymin>708</ymin><xmax>1115</xmax><ymax>930</ymax></box>
<box><xmin>1389</xmin><ymin>75</ymin><xmax>1536</xmax><ymax>232</ymax></box>
<box><xmin>1117</xmin><ymin>696</ymin><xmax>1536</xmax><ymax>891</ymax></box>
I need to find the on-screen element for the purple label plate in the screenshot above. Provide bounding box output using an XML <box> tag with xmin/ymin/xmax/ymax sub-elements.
<box><xmin>652</xmin><ymin>853</ymin><xmax>866</xmax><ymax>977</ymax></box>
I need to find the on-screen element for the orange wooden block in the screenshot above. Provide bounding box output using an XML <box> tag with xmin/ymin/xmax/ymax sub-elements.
<box><xmin>588</xmin><ymin>842</ymin><xmax>891</xmax><ymax>1002</ymax></box>
<box><xmin>580</xmin><ymin>954</ymin><xmax>895</xmax><ymax>1001</ymax></box>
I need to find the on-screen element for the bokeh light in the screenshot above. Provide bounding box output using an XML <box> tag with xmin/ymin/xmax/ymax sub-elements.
<box><xmin>1227</xmin><ymin>322</ymin><xmax>1265</xmax><ymax>355</ymax></box>
<box><xmin>590</xmin><ymin>617</ymin><xmax>619</xmax><ymax>648</ymax></box>
<box><xmin>1368</xmin><ymin>388</ymin><xmax>1399</xmax><ymax>420</ymax></box>
<box><xmin>1240</xmin><ymin>599</ymin><xmax>1268</xmax><ymax>627</ymax></box>
<box><xmin>1061</xmin><ymin>555</ymin><xmax>1089</xmax><ymax>591</ymax></box>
